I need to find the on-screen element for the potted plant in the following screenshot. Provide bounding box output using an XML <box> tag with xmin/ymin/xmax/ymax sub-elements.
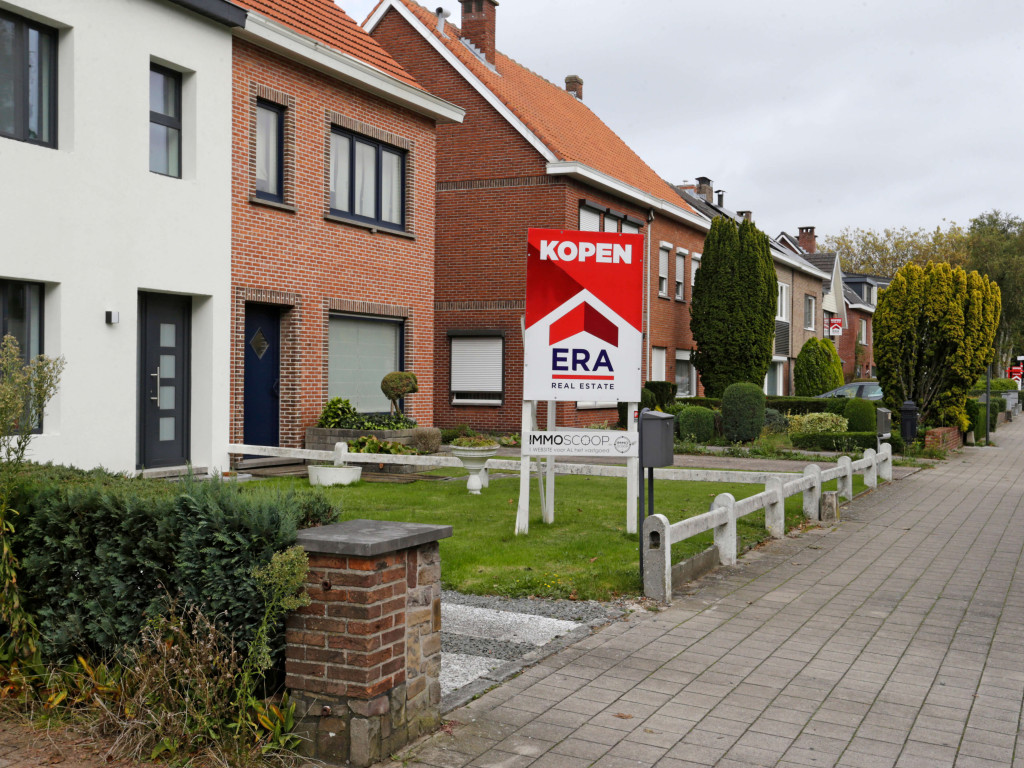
<box><xmin>450</xmin><ymin>436</ymin><xmax>499</xmax><ymax>495</ymax></box>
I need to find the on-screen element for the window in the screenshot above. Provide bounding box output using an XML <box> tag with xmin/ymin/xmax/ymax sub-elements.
<box><xmin>328</xmin><ymin>316</ymin><xmax>403</xmax><ymax>412</ymax></box>
<box><xmin>255</xmin><ymin>100</ymin><xmax>284</xmax><ymax>201</ymax></box>
<box><xmin>658</xmin><ymin>246</ymin><xmax>670</xmax><ymax>297</ymax></box>
<box><xmin>149</xmin><ymin>64</ymin><xmax>181</xmax><ymax>177</ymax></box>
<box><xmin>621</xmin><ymin>220</ymin><xmax>640</xmax><ymax>235</ymax></box>
<box><xmin>859</xmin><ymin>318</ymin><xmax>868</xmax><ymax>344</ymax></box>
<box><xmin>1</xmin><ymin>279</ymin><xmax>43</xmax><ymax>360</ymax></box>
<box><xmin>691</xmin><ymin>253</ymin><xmax>701</xmax><ymax>286</ymax></box>
<box><xmin>450</xmin><ymin>334</ymin><xmax>502</xmax><ymax>405</ymax></box>
<box><xmin>870</xmin><ymin>285</ymin><xmax>878</xmax><ymax>305</ymax></box>
<box><xmin>330</xmin><ymin>128</ymin><xmax>405</xmax><ymax>229</ymax></box>
<box><xmin>578</xmin><ymin>202</ymin><xmax>643</xmax><ymax>234</ymax></box>
<box><xmin>804</xmin><ymin>294</ymin><xmax>816</xmax><ymax>330</ymax></box>
<box><xmin>776</xmin><ymin>282</ymin><xmax>790</xmax><ymax>322</ymax></box>
<box><xmin>0</xmin><ymin>9</ymin><xmax>57</xmax><ymax>147</ymax></box>
<box><xmin>602</xmin><ymin>213</ymin><xmax>619</xmax><ymax>233</ymax></box>
<box><xmin>675</xmin><ymin>351</ymin><xmax>695</xmax><ymax>397</ymax></box>
<box><xmin>675</xmin><ymin>250</ymin><xmax>687</xmax><ymax>300</ymax></box>
<box><xmin>652</xmin><ymin>346</ymin><xmax>666</xmax><ymax>381</ymax></box>
<box><xmin>579</xmin><ymin>205</ymin><xmax>601</xmax><ymax>232</ymax></box>
<box><xmin>764</xmin><ymin>360</ymin><xmax>784</xmax><ymax>396</ymax></box>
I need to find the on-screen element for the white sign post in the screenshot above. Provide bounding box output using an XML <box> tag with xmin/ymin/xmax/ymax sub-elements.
<box><xmin>514</xmin><ymin>229</ymin><xmax>645</xmax><ymax>535</ymax></box>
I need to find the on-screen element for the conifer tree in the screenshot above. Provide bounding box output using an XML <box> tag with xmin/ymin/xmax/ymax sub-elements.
<box><xmin>691</xmin><ymin>217</ymin><xmax>778</xmax><ymax>397</ymax></box>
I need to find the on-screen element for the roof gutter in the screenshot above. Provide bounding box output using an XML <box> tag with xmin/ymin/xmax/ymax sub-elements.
<box><xmin>546</xmin><ymin>161</ymin><xmax>710</xmax><ymax>232</ymax></box>
<box><xmin>236</xmin><ymin>12</ymin><xmax>465</xmax><ymax>124</ymax></box>
<box><xmin>165</xmin><ymin>0</ymin><xmax>246</xmax><ymax>27</ymax></box>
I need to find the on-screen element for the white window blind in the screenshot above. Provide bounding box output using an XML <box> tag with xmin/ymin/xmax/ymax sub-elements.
<box><xmin>328</xmin><ymin>316</ymin><xmax>400</xmax><ymax>412</ymax></box>
<box><xmin>603</xmin><ymin>215</ymin><xmax>619</xmax><ymax>232</ymax></box>
<box><xmin>621</xmin><ymin>221</ymin><xmax>640</xmax><ymax>235</ymax></box>
<box><xmin>579</xmin><ymin>206</ymin><xmax>601</xmax><ymax>232</ymax></box>
<box><xmin>451</xmin><ymin>336</ymin><xmax>502</xmax><ymax>404</ymax></box>
<box><xmin>652</xmin><ymin>346</ymin><xmax>666</xmax><ymax>381</ymax></box>
<box><xmin>675</xmin><ymin>350</ymin><xmax>695</xmax><ymax>397</ymax></box>
<box><xmin>675</xmin><ymin>251</ymin><xmax>686</xmax><ymax>299</ymax></box>
<box><xmin>777</xmin><ymin>283</ymin><xmax>790</xmax><ymax>321</ymax></box>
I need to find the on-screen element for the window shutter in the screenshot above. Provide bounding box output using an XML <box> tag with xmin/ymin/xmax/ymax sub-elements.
<box><xmin>579</xmin><ymin>206</ymin><xmax>601</xmax><ymax>232</ymax></box>
<box><xmin>451</xmin><ymin>337</ymin><xmax>502</xmax><ymax>392</ymax></box>
<box><xmin>621</xmin><ymin>221</ymin><xmax>640</xmax><ymax>235</ymax></box>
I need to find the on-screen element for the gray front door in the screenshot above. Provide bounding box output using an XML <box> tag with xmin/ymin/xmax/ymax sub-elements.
<box><xmin>138</xmin><ymin>292</ymin><xmax>191</xmax><ymax>469</ymax></box>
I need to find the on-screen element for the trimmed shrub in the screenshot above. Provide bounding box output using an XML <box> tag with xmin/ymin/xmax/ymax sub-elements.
<box><xmin>788</xmin><ymin>412</ymin><xmax>849</xmax><ymax>434</ymax></box>
<box><xmin>965</xmin><ymin>397</ymin><xmax>981</xmax><ymax>434</ymax></box>
<box><xmin>790</xmin><ymin>432</ymin><xmax>878</xmax><ymax>452</ymax></box>
<box><xmin>971</xmin><ymin>376</ymin><xmax>1018</xmax><ymax>393</ymax></box>
<box><xmin>645</xmin><ymin>381</ymin><xmax>677</xmax><ymax>409</ymax></box>
<box><xmin>844</xmin><ymin>398</ymin><xmax>876</xmax><ymax>432</ymax></box>
<box><xmin>722</xmin><ymin>382</ymin><xmax>766</xmax><ymax>443</ymax></box>
<box><xmin>641</xmin><ymin>387</ymin><xmax>658</xmax><ymax>411</ymax></box>
<box><xmin>763</xmin><ymin>408</ymin><xmax>788</xmax><ymax>434</ymax></box>
<box><xmin>824</xmin><ymin>398</ymin><xmax>850</xmax><ymax>415</ymax></box>
<box><xmin>409</xmin><ymin>427</ymin><xmax>442</xmax><ymax>454</ymax></box>
<box><xmin>380</xmin><ymin>371</ymin><xmax>418</xmax><ymax>414</ymax></box>
<box><xmin>793</xmin><ymin>337</ymin><xmax>845</xmax><ymax>396</ymax></box>
<box><xmin>764</xmin><ymin>396</ymin><xmax>830</xmax><ymax>415</ymax></box>
<box><xmin>676</xmin><ymin>406</ymin><xmax>715</xmax><ymax>442</ymax></box>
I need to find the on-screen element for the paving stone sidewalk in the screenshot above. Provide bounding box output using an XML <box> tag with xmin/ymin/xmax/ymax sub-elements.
<box><xmin>386</xmin><ymin>420</ymin><xmax>1024</xmax><ymax>768</ymax></box>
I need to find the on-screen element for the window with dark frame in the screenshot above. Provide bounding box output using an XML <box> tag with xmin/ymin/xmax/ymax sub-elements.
<box><xmin>0</xmin><ymin>279</ymin><xmax>43</xmax><ymax>362</ymax></box>
<box><xmin>0</xmin><ymin>9</ymin><xmax>58</xmax><ymax>148</ymax></box>
<box><xmin>330</xmin><ymin>127</ymin><xmax>405</xmax><ymax>230</ymax></box>
<box><xmin>449</xmin><ymin>333</ymin><xmax>503</xmax><ymax>405</ymax></box>
<box><xmin>255</xmin><ymin>100</ymin><xmax>284</xmax><ymax>202</ymax></box>
<box><xmin>149</xmin><ymin>64</ymin><xmax>181</xmax><ymax>177</ymax></box>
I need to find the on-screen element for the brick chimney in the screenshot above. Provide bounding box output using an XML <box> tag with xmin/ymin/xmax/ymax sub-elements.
<box><xmin>695</xmin><ymin>176</ymin><xmax>713</xmax><ymax>203</ymax></box>
<box><xmin>737</xmin><ymin>211</ymin><xmax>752</xmax><ymax>222</ymax></box>
<box><xmin>461</xmin><ymin>0</ymin><xmax>498</xmax><ymax>65</ymax></box>
<box><xmin>565</xmin><ymin>75</ymin><xmax>583</xmax><ymax>100</ymax></box>
<box><xmin>798</xmin><ymin>226</ymin><xmax>816</xmax><ymax>254</ymax></box>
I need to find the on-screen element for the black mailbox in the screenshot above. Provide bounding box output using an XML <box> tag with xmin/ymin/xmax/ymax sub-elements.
<box><xmin>900</xmin><ymin>400</ymin><xmax>918</xmax><ymax>444</ymax></box>
<box><xmin>640</xmin><ymin>409</ymin><xmax>675</xmax><ymax>468</ymax></box>
<box><xmin>876</xmin><ymin>407</ymin><xmax>892</xmax><ymax>439</ymax></box>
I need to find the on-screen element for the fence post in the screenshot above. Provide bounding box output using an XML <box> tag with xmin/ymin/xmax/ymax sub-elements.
<box><xmin>863</xmin><ymin>447</ymin><xmax>877</xmax><ymax>489</ymax></box>
<box><xmin>802</xmin><ymin>465</ymin><xmax>822</xmax><ymax>521</ymax></box>
<box><xmin>712</xmin><ymin>493</ymin><xmax>737</xmax><ymax>566</ymax></box>
<box><xmin>642</xmin><ymin>514</ymin><xmax>672</xmax><ymax>603</ymax></box>
<box><xmin>333</xmin><ymin>441</ymin><xmax>349</xmax><ymax>466</ymax></box>
<box><xmin>878</xmin><ymin>443</ymin><xmax>893</xmax><ymax>482</ymax></box>
<box><xmin>764</xmin><ymin>477</ymin><xmax>785</xmax><ymax>539</ymax></box>
<box><xmin>837</xmin><ymin>455</ymin><xmax>853</xmax><ymax>501</ymax></box>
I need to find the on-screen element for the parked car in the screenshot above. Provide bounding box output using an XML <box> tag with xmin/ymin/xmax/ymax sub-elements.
<box><xmin>817</xmin><ymin>382</ymin><xmax>883</xmax><ymax>400</ymax></box>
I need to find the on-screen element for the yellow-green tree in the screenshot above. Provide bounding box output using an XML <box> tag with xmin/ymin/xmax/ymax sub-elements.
<box><xmin>874</xmin><ymin>263</ymin><xmax>1000</xmax><ymax>429</ymax></box>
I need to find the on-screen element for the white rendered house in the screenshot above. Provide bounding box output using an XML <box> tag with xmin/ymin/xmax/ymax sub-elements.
<box><xmin>0</xmin><ymin>0</ymin><xmax>243</xmax><ymax>472</ymax></box>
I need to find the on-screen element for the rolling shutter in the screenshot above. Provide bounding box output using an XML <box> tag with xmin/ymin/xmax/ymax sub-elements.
<box><xmin>451</xmin><ymin>336</ymin><xmax>503</xmax><ymax>403</ymax></box>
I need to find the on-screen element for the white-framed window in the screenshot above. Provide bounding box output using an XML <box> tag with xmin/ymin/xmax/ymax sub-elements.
<box><xmin>859</xmin><ymin>318</ymin><xmax>868</xmax><ymax>344</ymax></box>
<box><xmin>675</xmin><ymin>250</ymin><xmax>687</xmax><ymax>300</ymax></box>
<box><xmin>804</xmin><ymin>294</ymin><xmax>816</xmax><ymax>330</ymax></box>
<box><xmin>675</xmin><ymin>350</ymin><xmax>696</xmax><ymax>397</ymax></box>
<box><xmin>652</xmin><ymin>346</ymin><xmax>666</xmax><ymax>381</ymax></box>
<box><xmin>691</xmin><ymin>252</ymin><xmax>701</xmax><ymax>286</ymax></box>
<box><xmin>776</xmin><ymin>282</ymin><xmax>790</xmax><ymax>322</ymax></box>
<box><xmin>450</xmin><ymin>333</ymin><xmax>503</xmax><ymax>405</ymax></box>
<box><xmin>658</xmin><ymin>245</ymin><xmax>670</xmax><ymax>297</ymax></box>
<box><xmin>764</xmin><ymin>358</ymin><xmax>785</xmax><ymax>396</ymax></box>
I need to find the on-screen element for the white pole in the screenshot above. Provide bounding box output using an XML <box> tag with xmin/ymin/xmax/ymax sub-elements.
<box><xmin>544</xmin><ymin>400</ymin><xmax>556</xmax><ymax>524</ymax></box>
<box><xmin>515</xmin><ymin>400</ymin><xmax>534</xmax><ymax>535</ymax></box>
<box><xmin>626</xmin><ymin>401</ymin><xmax>639</xmax><ymax>534</ymax></box>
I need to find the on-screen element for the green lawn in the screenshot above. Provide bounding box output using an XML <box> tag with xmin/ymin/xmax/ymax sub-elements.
<box><xmin>261</xmin><ymin>473</ymin><xmax>866</xmax><ymax>600</ymax></box>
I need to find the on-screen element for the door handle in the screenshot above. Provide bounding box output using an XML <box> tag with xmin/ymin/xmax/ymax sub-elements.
<box><xmin>150</xmin><ymin>367</ymin><xmax>161</xmax><ymax>408</ymax></box>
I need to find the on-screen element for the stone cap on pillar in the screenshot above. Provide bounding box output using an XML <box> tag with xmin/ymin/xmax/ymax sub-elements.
<box><xmin>297</xmin><ymin>519</ymin><xmax>452</xmax><ymax>557</ymax></box>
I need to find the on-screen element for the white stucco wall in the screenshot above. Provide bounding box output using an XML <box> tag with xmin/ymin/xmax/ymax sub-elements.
<box><xmin>0</xmin><ymin>0</ymin><xmax>233</xmax><ymax>472</ymax></box>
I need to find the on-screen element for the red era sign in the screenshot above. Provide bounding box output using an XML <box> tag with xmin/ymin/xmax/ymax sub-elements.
<box><xmin>523</xmin><ymin>229</ymin><xmax>644</xmax><ymax>402</ymax></box>
<box><xmin>828</xmin><ymin>317</ymin><xmax>843</xmax><ymax>336</ymax></box>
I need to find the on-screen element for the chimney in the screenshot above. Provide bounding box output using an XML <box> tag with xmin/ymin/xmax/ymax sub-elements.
<box><xmin>737</xmin><ymin>210</ymin><xmax>752</xmax><ymax>222</ymax></box>
<box><xmin>435</xmin><ymin>6</ymin><xmax>451</xmax><ymax>35</ymax></box>
<box><xmin>716</xmin><ymin>190</ymin><xmax>726</xmax><ymax>208</ymax></box>
<box><xmin>461</xmin><ymin>0</ymin><xmax>498</xmax><ymax>65</ymax></box>
<box><xmin>565</xmin><ymin>75</ymin><xmax>583</xmax><ymax>100</ymax></box>
<box><xmin>798</xmin><ymin>226</ymin><xmax>817</xmax><ymax>253</ymax></box>
<box><xmin>695</xmin><ymin>176</ymin><xmax>713</xmax><ymax>203</ymax></box>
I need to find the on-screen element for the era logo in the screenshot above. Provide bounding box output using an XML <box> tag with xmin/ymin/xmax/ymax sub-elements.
<box><xmin>552</xmin><ymin>348</ymin><xmax>613</xmax><ymax>372</ymax></box>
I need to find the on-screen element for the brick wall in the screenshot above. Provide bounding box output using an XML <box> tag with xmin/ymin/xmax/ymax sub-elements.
<box><xmin>837</xmin><ymin>306</ymin><xmax>873</xmax><ymax>381</ymax></box>
<box><xmin>231</xmin><ymin>39</ymin><xmax>438</xmax><ymax>446</ymax></box>
<box><xmin>924</xmin><ymin>426</ymin><xmax>962</xmax><ymax>452</ymax></box>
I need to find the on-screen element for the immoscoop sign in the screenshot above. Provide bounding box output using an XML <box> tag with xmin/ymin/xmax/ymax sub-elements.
<box><xmin>515</xmin><ymin>228</ymin><xmax>644</xmax><ymax>535</ymax></box>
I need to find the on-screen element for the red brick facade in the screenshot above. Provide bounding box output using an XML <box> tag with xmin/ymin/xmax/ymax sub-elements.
<box><xmin>836</xmin><ymin>306</ymin><xmax>874</xmax><ymax>382</ymax></box>
<box><xmin>230</xmin><ymin>39</ymin><xmax>438</xmax><ymax>446</ymax></box>
<box><xmin>371</xmin><ymin>6</ymin><xmax>706</xmax><ymax>431</ymax></box>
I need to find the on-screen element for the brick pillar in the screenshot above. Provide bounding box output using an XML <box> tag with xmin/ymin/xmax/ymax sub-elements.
<box><xmin>286</xmin><ymin>519</ymin><xmax>452</xmax><ymax>767</ymax></box>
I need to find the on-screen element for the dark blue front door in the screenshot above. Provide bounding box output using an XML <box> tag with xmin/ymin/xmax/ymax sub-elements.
<box><xmin>244</xmin><ymin>304</ymin><xmax>280</xmax><ymax>447</ymax></box>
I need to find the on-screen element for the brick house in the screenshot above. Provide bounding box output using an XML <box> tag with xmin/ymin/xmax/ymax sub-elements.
<box><xmin>367</xmin><ymin>0</ymin><xmax>710</xmax><ymax>431</ymax></box>
<box><xmin>228</xmin><ymin>0</ymin><xmax>463</xmax><ymax>448</ymax></box>
<box><xmin>780</xmin><ymin>228</ymin><xmax>882</xmax><ymax>382</ymax></box>
<box><xmin>673</xmin><ymin>180</ymin><xmax>827</xmax><ymax>395</ymax></box>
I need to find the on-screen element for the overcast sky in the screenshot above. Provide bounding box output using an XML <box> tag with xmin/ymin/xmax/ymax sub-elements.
<box><xmin>342</xmin><ymin>0</ymin><xmax>1024</xmax><ymax>242</ymax></box>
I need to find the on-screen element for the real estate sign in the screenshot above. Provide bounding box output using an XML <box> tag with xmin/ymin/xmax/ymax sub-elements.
<box><xmin>523</xmin><ymin>229</ymin><xmax>644</xmax><ymax>402</ymax></box>
<box><xmin>522</xmin><ymin>429</ymin><xmax>639</xmax><ymax>458</ymax></box>
<box><xmin>828</xmin><ymin>317</ymin><xmax>843</xmax><ymax>336</ymax></box>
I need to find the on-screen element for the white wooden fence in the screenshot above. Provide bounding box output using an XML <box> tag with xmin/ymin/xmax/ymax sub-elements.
<box><xmin>642</xmin><ymin>443</ymin><xmax>893</xmax><ymax>603</ymax></box>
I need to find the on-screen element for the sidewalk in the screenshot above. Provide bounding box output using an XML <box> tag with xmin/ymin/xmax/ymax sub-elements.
<box><xmin>387</xmin><ymin>420</ymin><xmax>1024</xmax><ymax>768</ymax></box>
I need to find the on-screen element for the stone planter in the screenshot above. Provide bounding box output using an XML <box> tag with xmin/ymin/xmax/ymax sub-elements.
<box><xmin>308</xmin><ymin>465</ymin><xmax>362</xmax><ymax>487</ymax></box>
<box><xmin>451</xmin><ymin>445</ymin><xmax>499</xmax><ymax>495</ymax></box>
<box><xmin>306</xmin><ymin>427</ymin><xmax>418</xmax><ymax>474</ymax></box>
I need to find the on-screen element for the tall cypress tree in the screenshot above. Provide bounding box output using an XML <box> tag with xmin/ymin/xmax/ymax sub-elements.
<box><xmin>691</xmin><ymin>217</ymin><xmax>778</xmax><ymax>397</ymax></box>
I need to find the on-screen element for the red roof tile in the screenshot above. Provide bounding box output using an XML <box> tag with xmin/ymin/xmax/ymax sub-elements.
<box><xmin>235</xmin><ymin>0</ymin><xmax>420</xmax><ymax>88</ymax></box>
<box><xmin>394</xmin><ymin>0</ymin><xmax>697</xmax><ymax>215</ymax></box>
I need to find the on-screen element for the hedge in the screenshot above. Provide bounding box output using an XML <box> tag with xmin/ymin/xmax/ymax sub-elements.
<box><xmin>676</xmin><ymin>406</ymin><xmax>715</xmax><ymax>442</ymax></box>
<box><xmin>11</xmin><ymin>466</ymin><xmax>338</xmax><ymax>662</ymax></box>
<box><xmin>790</xmin><ymin>432</ymin><xmax>903</xmax><ymax>452</ymax></box>
<box><xmin>844</xmin><ymin>398</ymin><xmax>876</xmax><ymax>432</ymax></box>
<box><xmin>722</xmin><ymin>382</ymin><xmax>765</xmax><ymax>443</ymax></box>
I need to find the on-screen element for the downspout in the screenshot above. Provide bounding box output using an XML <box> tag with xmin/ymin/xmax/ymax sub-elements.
<box><xmin>645</xmin><ymin>209</ymin><xmax>655</xmax><ymax>383</ymax></box>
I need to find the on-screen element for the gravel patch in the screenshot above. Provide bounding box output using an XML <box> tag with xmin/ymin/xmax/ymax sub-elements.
<box><xmin>441</xmin><ymin>589</ymin><xmax>626</xmax><ymax>625</ymax></box>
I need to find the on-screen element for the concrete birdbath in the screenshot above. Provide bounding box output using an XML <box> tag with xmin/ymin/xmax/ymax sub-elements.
<box><xmin>450</xmin><ymin>437</ymin><xmax>499</xmax><ymax>494</ymax></box>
